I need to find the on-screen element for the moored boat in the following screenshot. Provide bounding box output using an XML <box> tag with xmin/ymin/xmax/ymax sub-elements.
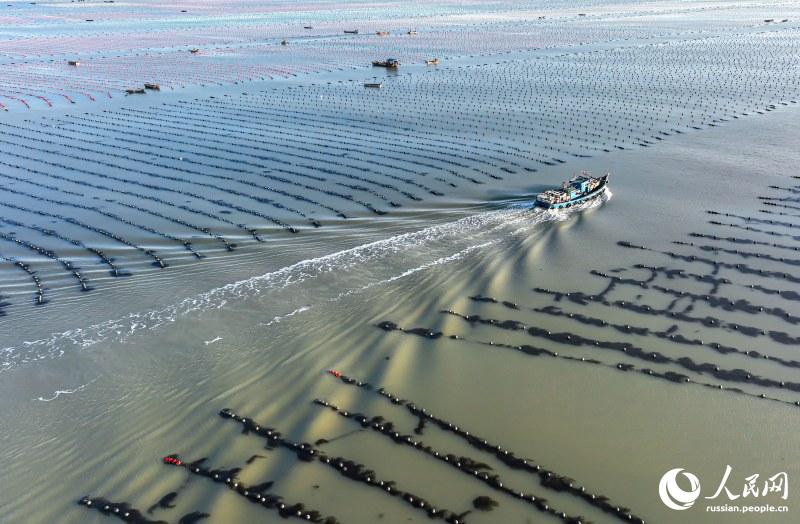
<box><xmin>535</xmin><ymin>172</ymin><xmax>609</xmax><ymax>209</ymax></box>
<box><xmin>372</xmin><ymin>58</ymin><xmax>399</xmax><ymax>68</ymax></box>
<box><xmin>424</xmin><ymin>58</ymin><xmax>440</xmax><ymax>65</ymax></box>
<box><xmin>364</xmin><ymin>82</ymin><xmax>383</xmax><ymax>88</ymax></box>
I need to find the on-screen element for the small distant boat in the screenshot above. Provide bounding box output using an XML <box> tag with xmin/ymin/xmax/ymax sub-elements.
<box><xmin>376</xmin><ymin>31</ymin><xmax>389</xmax><ymax>36</ymax></box>
<box><xmin>125</xmin><ymin>88</ymin><xmax>146</xmax><ymax>95</ymax></box>
<box><xmin>372</xmin><ymin>58</ymin><xmax>399</xmax><ymax>68</ymax></box>
<box><xmin>67</xmin><ymin>60</ymin><xmax>80</xmax><ymax>66</ymax></box>
<box><xmin>407</xmin><ymin>29</ymin><xmax>417</xmax><ymax>35</ymax></box>
<box><xmin>424</xmin><ymin>58</ymin><xmax>440</xmax><ymax>65</ymax></box>
<box><xmin>344</xmin><ymin>29</ymin><xmax>359</xmax><ymax>34</ymax></box>
<box><xmin>536</xmin><ymin>172</ymin><xmax>609</xmax><ymax>209</ymax></box>
<box><xmin>189</xmin><ymin>48</ymin><xmax>200</xmax><ymax>54</ymax></box>
<box><xmin>304</xmin><ymin>26</ymin><xmax>313</xmax><ymax>29</ymax></box>
<box><xmin>764</xmin><ymin>18</ymin><xmax>774</xmax><ymax>23</ymax></box>
<box><xmin>364</xmin><ymin>82</ymin><xmax>383</xmax><ymax>88</ymax></box>
<box><xmin>144</xmin><ymin>83</ymin><xmax>160</xmax><ymax>90</ymax></box>
<box><xmin>281</xmin><ymin>39</ymin><xmax>288</xmax><ymax>45</ymax></box>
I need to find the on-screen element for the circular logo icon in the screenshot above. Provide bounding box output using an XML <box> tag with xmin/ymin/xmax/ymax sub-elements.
<box><xmin>659</xmin><ymin>468</ymin><xmax>701</xmax><ymax>510</ymax></box>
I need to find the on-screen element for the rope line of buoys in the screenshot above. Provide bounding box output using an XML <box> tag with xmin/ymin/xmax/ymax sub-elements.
<box><xmin>312</xmin><ymin>399</ymin><xmax>591</xmax><ymax>524</ymax></box>
<box><xmin>708</xmin><ymin>220</ymin><xmax>800</xmax><ymax>243</ymax></box>
<box><xmin>0</xmin><ymin>197</ymin><xmax>167</xmax><ymax>268</ymax></box>
<box><xmin>0</xmin><ymin>158</ymin><xmax>263</xmax><ymax>242</ymax></box>
<box><xmin>322</xmin><ymin>371</ymin><xmax>645</xmax><ymax>523</ymax></box>
<box><xmin>0</xmin><ymin>230</ymin><xmax>90</xmax><ymax>292</ymax></box>
<box><xmin>161</xmin><ymin>453</ymin><xmax>338</xmax><ymax>523</ymax></box>
<box><xmin>0</xmin><ymin>215</ymin><xmax>126</xmax><ymax>277</ymax></box>
<box><xmin>375</xmin><ymin>320</ymin><xmax>800</xmax><ymax>407</ymax></box>
<box><xmin>0</xmin><ymin>255</ymin><xmax>45</xmax><ymax>305</ymax></box>
<box><xmin>0</xmin><ymin>183</ymin><xmax>203</xmax><ymax>259</ymax></box>
<box><xmin>47</xmin><ymin>117</ymin><xmax>351</xmax><ymax>219</ymax></box>
<box><xmin>77</xmin><ymin>496</ymin><xmax>167</xmax><ymax>524</ymax></box>
<box><xmin>438</xmin><ymin>310</ymin><xmax>800</xmax><ymax>392</ymax></box>
<box><xmin>107</xmin><ymin>105</ymin><xmax>438</xmax><ymax>199</ymax></box>
<box><xmin>676</xmin><ymin>240</ymin><xmax>800</xmax><ymax>267</ymax></box>
<box><xmin>0</xmin><ymin>125</ymin><xmax>305</xmax><ymax>231</ymax></box>
<box><xmin>618</xmin><ymin>240</ymin><xmax>800</xmax><ymax>283</ymax></box>
<box><xmin>218</xmin><ymin>408</ymin><xmax>465</xmax><ymax>522</ymax></box>
<box><xmin>531</xmin><ymin>304</ymin><xmax>800</xmax><ymax>370</ymax></box>
<box><xmin>591</xmin><ymin>267</ymin><xmax>800</xmax><ymax>327</ymax></box>
<box><xmin>0</xmin><ymin>168</ymin><xmax>241</xmax><ymax>251</ymax></box>
<box><xmin>708</xmin><ymin>209</ymin><xmax>800</xmax><ymax>230</ymax></box>
<box><xmin>687</xmin><ymin>232</ymin><xmax>800</xmax><ymax>254</ymax></box>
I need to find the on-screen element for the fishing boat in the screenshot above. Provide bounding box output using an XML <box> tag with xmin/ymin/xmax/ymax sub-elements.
<box><xmin>344</xmin><ymin>29</ymin><xmax>359</xmax><ymax>34</ymax></box>
<box><xmin>407</xmin><ymin>29</ymin><xmax>417</xmax><ymax>35</ymax></box>
<box><xmin>144</xmin><ymin>83</ymin><xmax>160</xmax><ymax>90</ymax></box>
<box><xmin>189</xmin><ymin>48</ymin><xmax>200</xmax><ymax>54</ymax></box>
<box><xmin>424</xmin><ymin>58</ymin><xmax>440</xmax><ymax>65</ymax></box>
<box><xmin>364</xmin><ymin>82</ymin><xmax>383</xmax><ymax>88</ymax></box>
<box><xmin>535</xmin><ymin>172</ymin><xmax>609</xmax><ymax>209</ymax></box>
<box><xmin>67</xmin><ymin>60</ymin><xmax>80</xmax><ymax>66</ymax></box>
<box><xmin>125</xmin><ymin>88</ymin><xmax>146</xmax><ymax>95</ymax></box>
<box><xmin>281</xmin><ymin>39</ymin><xmax>288</xmax><ymax>45</ymax></box>
<box><xmin>372</xmin><ymin>58</ymin><xmax>399</xmax><ymax>68</ymax></box>
<box><xmin>376</xmin><ymin>31</ymin><xmax>389</xmax><ymax>36</ymax></box>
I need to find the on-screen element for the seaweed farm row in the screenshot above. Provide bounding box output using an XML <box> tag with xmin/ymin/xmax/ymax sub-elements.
<box><xmin>1</xmin><ymin>20</ymin><xmax>799</xmax><ymax>319</ymax></box>
<box><xmin>2</xmin><ymin>1</ymin><xmax>800</xmax><ymax>524</ymax></box>
<box><xmin>63</xmin><ymin>165</ymin><xmax>799</xmax><ymax>523</ymax></box>
<box><xmin>76</xmin><ymin>375</ymin><xmax>651</xmax><ymax>524</ymax></box>
<box><xmin>377</xmin><ymin>179</ymin><xmax>800</xmax><ymax>408</ymax></box>
<box><xmin>0</xmin><ymin>1</ymin><xmax>796</xmax><ymax>109</ymax></box>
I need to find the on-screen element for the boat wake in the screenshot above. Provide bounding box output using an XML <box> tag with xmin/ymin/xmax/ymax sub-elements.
<box><xmin>1</xmin><ymin>191</ymin><xmax>611</xmax><ymax>375</ymax></box>
<box><xmin>34</xmin><ymin>379</ymin><xmax>96</xmax><ymax>402</ymax></box>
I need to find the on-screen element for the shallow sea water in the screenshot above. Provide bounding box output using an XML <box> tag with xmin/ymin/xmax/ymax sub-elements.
<box><xmin>1</xmin><ymin>1</ymin><xmax>800</xmax><ymax>523</ymax></box>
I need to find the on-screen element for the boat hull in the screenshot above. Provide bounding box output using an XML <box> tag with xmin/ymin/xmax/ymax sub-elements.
<box><xmin>535</xmin><ymin>176</ymin><xmax>608</xmax><ymax>209</ymax></box>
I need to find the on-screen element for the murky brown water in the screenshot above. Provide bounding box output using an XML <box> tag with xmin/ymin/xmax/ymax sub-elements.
<box><xmin>2</xmin><ymin>2</ymin><xmax>800</xmax><ymax>523</ymax></box>
<box><xmin>1</xmin><ymin>106</ymin><xmax>798</xmax><ymax>523</ymax></box>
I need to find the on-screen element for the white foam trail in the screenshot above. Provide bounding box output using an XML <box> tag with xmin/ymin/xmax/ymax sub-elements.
<box><xmin>1</xmin><ymin>194</ymin><xmax>610</xmax><ymax>374</ymax></box>
<box><xmin>34</xmin><ymin>379</ymin><xmax>96</xmax><ymax>402</ymax></box>
<box><xmin>261</xmin><ymin>305</ymin><xmax>311</xmax><ymax>327</ymax></box>
<box><xmin>345</xmin><ymin>240</ymin><xmax>495</xmax><ymax>296</ymax></box>
<box><xmin>203</xmin><ymin>336</ymin><xmax>224</xmax><ymax>345</ymax></box>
